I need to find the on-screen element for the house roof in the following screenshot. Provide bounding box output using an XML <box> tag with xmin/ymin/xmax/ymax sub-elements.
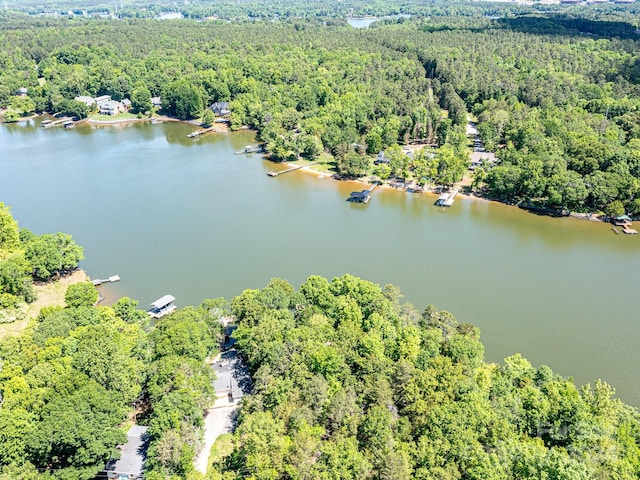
<box><xmin>108</xmin><ymin>425</ymin><xmax>148</xmax><ymax>477</ymax></box>
<box><xmin>210</xmin><ymin>101</ymin><xmax>230</xmax><ymax>113</ymax></box>
<box><xmin>151</xmin><ymin>295</ymin><xmax>175</xmax><ymax>309</ymax></box>
<box><xmin>100</xmin><ymin>100</ymin><xmax>122</xmax><ymax>110</ymax></box>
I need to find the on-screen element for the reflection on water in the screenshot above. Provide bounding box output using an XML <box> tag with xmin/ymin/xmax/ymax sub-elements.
<box><xmin>0</xmin><ymin>120</ymin><xmax>639</xmax><ymax>406</ymax></box>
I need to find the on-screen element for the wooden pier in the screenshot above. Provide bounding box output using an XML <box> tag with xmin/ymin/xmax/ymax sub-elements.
<box><xmin>611</xmin><ymin>215</ymin><xmax>638</xmax><ymax>234</ymax></box>
<box><xmin>267</xmin><ymin>164</ymin><xmax>307</xmax><ymax>176</ymax></box>
<box><xmin>92</xmin><ymin>275</ymin><xmax>121</xmax><ymax>286</ymax></box>
<box><xmin>187</xmin><ymin>126</ymin><xmax>216</xmax><ymax>138</ymax></box>
<box><xmin>42</xmin><ymin>117</ymin><xmax>73</xmax><ymax>128</ymax></box>
<box><xmin>435</xmin><ymin>188</ymin><xmax>459</xmax><ymax>207</ymax></box>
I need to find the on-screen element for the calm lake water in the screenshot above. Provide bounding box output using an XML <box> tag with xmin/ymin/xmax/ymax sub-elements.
<box><xmin>1</xmin><ymin>119</ymin><xmax>639</xmax><ymax>406</ymax></box>
<box><xmin>347</xmin><ymin>15</ymin><xmax>411</xmax><ymax>29</ymax></box>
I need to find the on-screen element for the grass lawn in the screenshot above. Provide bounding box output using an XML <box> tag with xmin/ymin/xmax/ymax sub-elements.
<box><xmin>208</xmin><ymin>433</ymin><xmax>235</xmax><ymax>468</ymax></box>
<box><xmin>89</xmin><ymin>111</ymin><xmax>139</xmax><ymax>121</ymax></box>
<box><xmin>305</xmin><ymin>153</ymin><xmax>337</xmax><ymax>174</ymax></box>
<box><xmin>0</xmin><ymin>270</ymin><xmax>88</xmax><ymax>339</ymax></box>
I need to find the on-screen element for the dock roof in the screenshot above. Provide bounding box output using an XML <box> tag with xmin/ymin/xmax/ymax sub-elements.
<box><xmin>151</xmin><ymin>294</ymin><xmax>175</xmax><ymax>309</ymax></box>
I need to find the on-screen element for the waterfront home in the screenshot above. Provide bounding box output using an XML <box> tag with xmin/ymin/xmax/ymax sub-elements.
<box><xmin>122</xmin><ymin>98</ymin><xmax>132</xmax><ymax>110</ymax></box>
<box><xmin>151</xmin><ymin>96</ymin><xmax>162</xmax><ymax>108</ymax></box>
<box><xmin>210</xmin><ymin>101</ymin><xmax>231</xmax><ymax>116</ymax></box>
<box><xmin>75</xmin><ymin>95</ymin><xmax>96</xmax><ymax>108</ymax></box>
<box><xmin>148</xmin><ymin>294</ymin><xmax>176</xmax><ymax>318</ymax></box>
<box><xmin>99</xmin><ymin>100</ymin><xmax>125</xmax><ymax>116</ymax></box>
<box><xmin>375</xmin><ymin>151</ymin><xmax>390</xmax><ymax>165</ymax></box>
<box><xmin>94</xmin><ymin>95</ymin><xmax>112</xmax><ymax>106</ymax></box>
<box><xmin>103</xmin><ymin>425</ymin><xmax>149</xmax><ymax>480</ymax></box>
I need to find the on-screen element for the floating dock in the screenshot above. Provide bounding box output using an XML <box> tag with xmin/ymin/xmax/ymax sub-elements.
<box><xmin>435</xmin><ymin>188</ymin><xmax>459</xmax><ymax>207</ymax></box>
<box><xmin>92</xmin><ymin>275</ymin><xmax>121</xmax><ymax>286</ymax></box>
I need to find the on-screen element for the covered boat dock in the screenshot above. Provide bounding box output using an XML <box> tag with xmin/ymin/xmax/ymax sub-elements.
<box><xmin>148</xmin><ymin>294</ymin><xmax>177</xmax><ymax>319</ymax></box>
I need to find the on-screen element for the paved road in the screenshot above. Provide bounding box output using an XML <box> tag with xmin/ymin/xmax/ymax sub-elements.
<box><xmin>193</xmin><ymin>349</ymin><xmax>251</xmax><ymax>475</ymax></box>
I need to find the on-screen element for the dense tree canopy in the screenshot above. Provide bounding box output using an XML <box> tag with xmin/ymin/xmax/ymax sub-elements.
<box><xmin>213</xmin><ymin>275</ymin><xmax>640</xmax><ymax>480</ymax></box>
<box><xmin>2</xmin><ymin>6</ymin><xmax>639</xmax><ymax>211</ymax></box>
<box><xmin>0</xmin><ymin>205</ymin><xmax>83</xmax><ymax>322</ymax></box>
<box><xmin>1</xmin><ymin>257</ymin><xmax>639</xmax><ymax>479</ymax></box>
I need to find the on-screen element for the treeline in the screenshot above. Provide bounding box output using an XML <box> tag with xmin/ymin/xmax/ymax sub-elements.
<box><xmin>1</xmin><ymin>12</ymin><xmax>640</xmax><ymax>212</ymax></box>
<box><xmin>212</xmin><ymin>275</ymin><xmax>640</xmax><ymax>480</ymax></box>
<box><xmin>1</xmin><ymin>257</ymin><xmax>639</xmax><ymax>477</ymax></box>
<box><xmin>0</xmin><ymin>203</ymin><xmax>83</xmax><ymax>322</ymax></box>
<box><xmin>3</xmin><ymin>0</ymin><xmax>562</xmax><ymax>22</ymax></box>
<box><xmin>366</xmin><ymin>15</ymin><xmax>640</xmax><ymax>213</ymax></box>
<box><xmin>0</xmin><ymin>287</ymin><xmax>225</xmax><ymax>479</ymax></box>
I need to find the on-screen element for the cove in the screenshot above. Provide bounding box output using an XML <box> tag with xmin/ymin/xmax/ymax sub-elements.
<box><xmin>1</xmin><ymin>118</ymin><xmax>639</xmax><ymax>406</ymax></box>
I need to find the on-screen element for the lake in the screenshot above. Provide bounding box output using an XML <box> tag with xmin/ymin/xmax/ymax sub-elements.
<box><xmin>1</xmin><ymin>118</ymin><xmax>639</xmax><ymax>406</ymax></box>
<box><xmin>347</xmin><ymin>15</ymin><xmax>411</xmax><ymax>29</ymax></box>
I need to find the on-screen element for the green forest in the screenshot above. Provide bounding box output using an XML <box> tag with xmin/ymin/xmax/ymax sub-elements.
<box><xmin>0</xmin><ymin>203</ymin><xmax>84</xmax><ymax>323</ymax></box>
<box><xmin>0</xmin><ymin>206</ymin><xmax>639</xmax><ymax>479</ymax></box>
<box><xmin>2</xmin><ymin>6</ymin><xmax>640</xmax><ymax>214</ymax></box>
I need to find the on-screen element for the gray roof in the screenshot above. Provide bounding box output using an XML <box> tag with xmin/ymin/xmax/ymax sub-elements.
<box><xmin>210</xmin><ymin>101</ymin><xmax>230</xmax><ymax>114</ymax></box>
<box><xmin>109</xmin><ymin>425</ymin><xmax>148</xmax><ymax>477</ymax></box>
<box><xmin>151</xmin><ymin>294</ymin><xmax>175</xmax><ymax>309</ymax></box>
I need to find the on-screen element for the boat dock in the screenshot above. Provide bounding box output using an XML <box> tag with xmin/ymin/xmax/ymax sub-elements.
<box><xmin>187</xmin><ymin>126</ymin><xmax>217</xmax><ymax>138</ymax></box>
<box><xmin>611</xmin><ymin>215</ymin><xmax>638</xmax><ymax>234</ymax></box>
<box><xmin>148</xmin><ymin>294</ymin><xmax>177</xmax><ymax>319</ymax></box>
<box><xmin>348</xmin><ymin>183</ymin><xmax>378</xmax><ymax>204</ymax></box>
<box><xmin>42</xmin><ymin>117</ymin><xmax>73</xmax><ymax>128</ymax></box>
<box><xmin>435</xmin><ymin>188</ymin><xmax>459</xmax><ymax>207</ymax></box>
<box><xmin>92</xmin><ymin>275</ymin><xmax>121</xmax><ymax>286</ymax></box>
<box><xmin>236</xmin><ymin>145</ymin><xmax>263</xmax><ymax>154</ymax></box>
<box><xmin>267</xmin><ymin>164</ymin><xmax>307</xmax><ymax>176</ymax></box>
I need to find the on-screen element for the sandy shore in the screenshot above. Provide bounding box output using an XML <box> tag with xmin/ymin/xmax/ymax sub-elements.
<box><xmin>289</xmin><ymin>162</ymin><xmax>606</xmax><ymax>222</ymax></box>
<box><xmin>87</xmin><ymin>115</ymin><xmax>231</xmax><ymax>132</ymax></box>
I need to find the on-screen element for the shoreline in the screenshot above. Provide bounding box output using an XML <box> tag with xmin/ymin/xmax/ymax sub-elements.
<box><xmin>5</xmin><ymin>114</ymin><xmax>609</xmax><ymax>224</ymax></box>
<box><xmin>286</xmin><ymin>161</ymin><xmax>607</xmax><ymax>223</ymax></box>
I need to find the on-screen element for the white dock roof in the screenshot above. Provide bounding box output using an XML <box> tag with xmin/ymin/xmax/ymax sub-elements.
<box><xmin>151</xmin><ymin>294</ymin><xmax>175</xmax><ymax>309</ymax></box>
